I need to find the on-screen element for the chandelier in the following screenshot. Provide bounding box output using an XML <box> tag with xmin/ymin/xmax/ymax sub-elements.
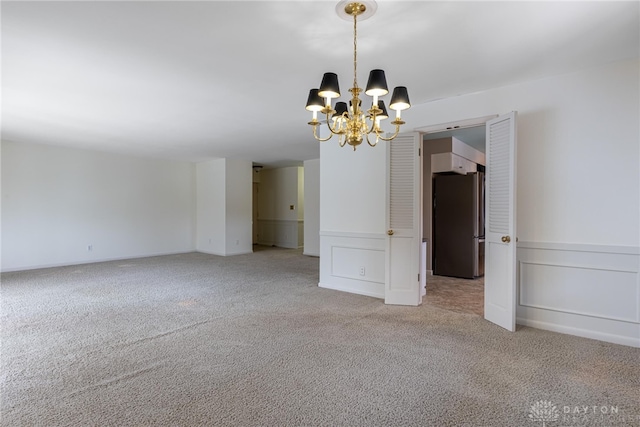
<box><xmin>305</xmin><ymin>1</ymin><xmax>411</xmax><ymax>150</ymax></box>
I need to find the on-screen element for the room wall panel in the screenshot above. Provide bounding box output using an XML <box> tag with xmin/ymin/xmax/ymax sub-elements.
<box><xmin>257</xmin><ymin>167</ymin><xmax>304</xmax><ymax>249</ymax></box>
<box><xmin>517</xmin><ymin>242</ymin><xmax>640</xmax><ymax>347</ymax></box>
<box><xmin>257</xmin><ymin>219</ymin><xmax>303</xmax><ymax>249</ymax></box>
<box><xmin>303</xmin><ymin>159</ymin><xmax>320</xmax><ymax>256</ymax></box>
<box><xmin>319</xmin><ymin>231</ymin><xmax>385</xmax><ymax>299</ymax></box>
<box><xmin>1</xmin><ymin>141</ymin><xmax>195</xmax><ymax>271</ymax></box>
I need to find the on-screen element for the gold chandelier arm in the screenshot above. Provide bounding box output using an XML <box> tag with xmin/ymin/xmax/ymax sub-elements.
<box><xmin>324</xmin><ymin>111</ymin><xmax>349</xmax><ymax>137</ymax></box>
<box><xmin>312</xmin><ymin>123</ymin><xmax>333</xmax><ymax>142</ymax></box>
<box><xmin>375</xmin><ymin>123</ymin><xmax>402</xmax><ymax>142</ymax></box>
<box><xmin>365</xmin><ymin>132</ymin><xmax>378</xmax><ymax>147</ymax></box>
<box><xmin>364</xmin><ymin>116</ymin><xmax>377</xmax><ymax>135</ymax></box>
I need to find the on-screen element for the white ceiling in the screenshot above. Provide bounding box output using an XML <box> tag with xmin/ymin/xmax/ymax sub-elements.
<box><xmin>2</xmin><ymin>1</ymin><xmax>639</xmax><ymax>167</ymax></box>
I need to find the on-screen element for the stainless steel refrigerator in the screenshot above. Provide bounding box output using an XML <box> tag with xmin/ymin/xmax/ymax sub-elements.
<box><xmin>433</xmin><ymin>172</ymin><xmax>485</xmax><ymax>279</ymax></box>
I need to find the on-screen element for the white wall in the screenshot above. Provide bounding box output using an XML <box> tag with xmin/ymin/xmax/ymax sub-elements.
<box><xmin>320</xmin><ymin>143</ymin><xmax>386</xmax><ymax>234</ymax></box>
<box><xmin>319</xmin><ymin>135</ymin><xmax>387</xmax><ymax>297</ymax></box>
<box><xmin>196</xmin><ymin>158</ymin><xmax>252</xmax><ymax>256</ymax></box>
<box><xmin>297</xmin><ymin>166</ymin><xmax>304</xmax><ymax>222</ymax></box>
<box><xmin>406</xmin><ymin>58</ymin><xmax>639</xmax><ymax>248</ymax></box>
<box><xmin>1</xmin><ymin>141</ymin><xmax>195</xmax><ymax>271</ymax></box>
<box><xmin>303</xmin><ymin>159</ymin><xmax>320</xmax><ymax>256</ymax></box>
<box><xmin>224</xmin><ymin>158</ymin><xmax>252</xmax><ymax>255</ymax></box>
<box><xmin>257</xmin><ymin>166</ymin><xmax>304</xmax><ymax>248</ymax></box>
<box><xmin>196</xmin><ymin>159</ymin><xmax>226</xmax><ymax>255</ymax></box>
<box><xmin>320</xmin><ymin>58</ymin><xmax>640</xmax><ymax>346</ymax></box>
<box><xmin>259</xmin><ymin>167</ymin><xmax>302</xmax><ymax>221</ymax></box>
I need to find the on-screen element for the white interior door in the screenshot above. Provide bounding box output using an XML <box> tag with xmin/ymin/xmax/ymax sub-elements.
<box><xmin>484</xmin><ymin>112</ymin><xmax>517</xmax><ymax>331</ymax></box>
<box><xmin>385</xmin><ymin>132</ymin><xmax>422</xmax><ymax>306</ymax></box>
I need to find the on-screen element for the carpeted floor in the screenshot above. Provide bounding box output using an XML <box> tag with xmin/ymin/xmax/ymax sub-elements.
<box><xmin>1</xmin><ymin>248</ymin><xmax>639</xmax><ymax>426</ymax></box>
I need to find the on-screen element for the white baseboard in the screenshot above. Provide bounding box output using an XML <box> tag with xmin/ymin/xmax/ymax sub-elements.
<box><xmin>517</xmin><ymin>317</ymin><xmax>639</xmax><ymax>348</ymax></box>
<box><xmin>319</xmin><ymin>281</ymin><xmax>384</xmax><ymax>299</ymax></box>
<box><xmin>1</xmin><ymin>250</ymin><xmax>195</xmax><ymax>273</ymax></box>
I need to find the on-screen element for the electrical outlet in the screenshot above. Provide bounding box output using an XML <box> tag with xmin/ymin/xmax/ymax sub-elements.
<box><xmin>359</xmin><ymin>266</ymin><xmax>365</xmax><ymax>276</ymax></box>
<box><xmin>289</xmin><ymin>205</ymin><xmax>295</xmax><ymax>210</ymax></box>
<box><xmin>87</xmin><ymin>245</ymin><xmax>93</xmax><ymax>252</ymax></box>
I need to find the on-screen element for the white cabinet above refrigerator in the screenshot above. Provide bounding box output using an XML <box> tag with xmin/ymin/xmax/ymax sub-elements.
<box><xmin>431</xmin><ymin>152</ymin><xmax>477</xmax><ymax>174</ymax></box>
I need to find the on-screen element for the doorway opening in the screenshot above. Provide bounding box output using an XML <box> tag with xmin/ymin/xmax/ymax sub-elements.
<box><xmin>385</xmin><ymin>112</ymin><xmax>516</xmax><ymax>329</ymax></box>
<box><xmin>421</xmin><ymin>125</ymin><xmax>486</xmax><ymax>317</ymax></box>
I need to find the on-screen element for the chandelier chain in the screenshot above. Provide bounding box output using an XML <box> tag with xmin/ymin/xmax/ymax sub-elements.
<box><xmin>305</xmin><ymin>1</ymin><xmax>411</xmax><ymax>150</ymax></box>
<box><xmin>353</xmin><ymin>12</ymin><xmax>358</xmax><ymax>89</ymax></box>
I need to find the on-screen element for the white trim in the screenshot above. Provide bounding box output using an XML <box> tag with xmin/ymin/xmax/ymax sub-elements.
<box><xmin>223</xmin><ymin>250</ymin><xmax>254</xmax><ymax>256</ymax></box>
<box><xmin>414</xmin><ymin>114</ymin><xmax>498</xmax><ymax>134</ymax></box>
<box><xmin>517</xmin><ymin>317</ymin><xmax>639</xmax><ymax>349</ymax></box>
<box><xmin>193</xmin><ymin>249</ymin><xmax>254</xmax><ymax>257</ymax></box>
<box><xmin>319</xmin><ymin>281</ymin><xmax>384</xmax><ymax>299</ymax></box>
<box><xmin>320</xmin><ymin>230</ymin><xmax>385</xmax><ymax>240</ymax></box>
<box><xmin>1</xmin><ymin>251</ymin><xmax>195</xmax><ymax>273</ymax></box>
<box><xmin>519</xmin><ymin>259</ymin><xmax>638</xmax><ymax>275</ymax></box>
<box><xmin>518</xmin><ymin>241</ymin><xmax>639</xmax><ymax>255</ymax></box>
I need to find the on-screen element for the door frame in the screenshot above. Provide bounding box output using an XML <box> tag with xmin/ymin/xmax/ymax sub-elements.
<box><xmin>412</xmin><ymin>114</ymin><xmax>516</xmax><ymax>329</ymax></box>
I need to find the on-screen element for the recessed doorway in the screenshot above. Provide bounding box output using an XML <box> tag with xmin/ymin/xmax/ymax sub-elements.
<box><xmin>422</xmin><ymin>124</ymin><xmax>486</xmax><ymax>316</ymax></box>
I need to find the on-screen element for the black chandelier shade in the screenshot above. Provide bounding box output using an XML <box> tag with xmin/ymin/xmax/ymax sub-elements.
<box><xmin>333</xmin><ymin>101</ymin><xmax>348</xmax><ymax>118</ymax></box>
<box><xmin>377</xmin><ymin>100</ymin><xmax>389</xmax><ymax>119</ymax></box>
<box><xmin>311</xmin><ymin>71</ymin><xmax>410</xmax><ymax>114</ymax></box>
<box><xmin>305</xmin><ymin>89</ymin><xmax>324</xmax><ymax>112</ymax></box>
<box><xmin>318</xmin><ymin>72</ymin><xmax>341</xmax><ymax>99</ymax></box>
<box><xmin>365</xmin><ymin>69</ymin><xmax>389</xmax><ymax>97</ymax></box>
<box><xmin>389</xmin><ymin>86</ymin><xmax>411</xmax><ymax>111</ymax></box>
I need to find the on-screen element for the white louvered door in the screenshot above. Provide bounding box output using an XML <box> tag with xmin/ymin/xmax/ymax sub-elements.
<box><xmin>484</xmin><ymin>112</ymin><xmax>517</xmax><ymax>331</ymax></box>
<box><xmin>385</xmin><ymin>132</ymin><xmax>421</xmax><ymax>306</ymax></box>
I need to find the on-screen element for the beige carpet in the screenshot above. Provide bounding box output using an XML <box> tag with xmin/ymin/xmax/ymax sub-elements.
<box><xmin>2</xmin><ymin>247</ymin><xmax>639</xmax><ymax>426</ymax></box>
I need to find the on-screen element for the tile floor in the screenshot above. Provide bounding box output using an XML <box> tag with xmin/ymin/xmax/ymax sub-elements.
<box><xmin>423</xmin><ymin>274</ymin><xmax>484</xmax><ymax>316</ymax></box>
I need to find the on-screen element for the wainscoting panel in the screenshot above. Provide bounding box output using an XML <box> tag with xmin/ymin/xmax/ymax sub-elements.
<box><xmin>319</xmin><ymin>231</ymin><xmax>386</xmax><ymax>299</ymax></box>
<box><xmin>517</xmin><ymin>242</ymin><xmax>640</xmax><ymax>347</ymax></box>
<box><xmin>257</xmin><ymin>219</ymin><xmax>303</xmax><ymax>249</ymax></box>
<box><xmin>332</xmin><ymin>247</ymin><xmax>385</xmax><ymax>284</ymax></box>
